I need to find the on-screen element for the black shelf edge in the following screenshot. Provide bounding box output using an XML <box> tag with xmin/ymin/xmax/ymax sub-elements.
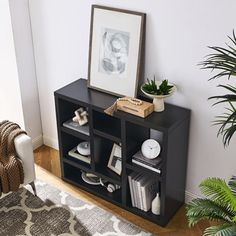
<box><xmin>61</xmin><ymin>126</ymin><xmax>90</xmax><ymax>141</ymax></box>
<box><xmin>63</xmin><ymin>157</ymin><xmax>92</xmax><ymax>172</ymax></box>
<box><xmin>63</xmin><ymin>176</ymin><xmax>122</xmax><ymax>206</ymax></box>
<box><xmin>95</xmin><ymin>165</ymin><xmax>122</xmax><ymax>185</ymax></box>
<box><xmin>126</xmin><ymin>162</ymin><xmax>162</xmax><ymax>178</ymax></box>
<box><xmin>63</xmin><ymin>159</ymin><xmax>121</xmax><ymax>185</ymax></box>
<box><xmin>93</xmin><ymin>129</ymin><xmax>121</xmax><ymax>143</ymax></box>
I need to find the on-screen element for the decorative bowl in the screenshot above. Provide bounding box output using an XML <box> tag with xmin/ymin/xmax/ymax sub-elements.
<box><xmin>141</xmin><ymin>81</ymin><xmax>176</xmax><ymax>112</ymax></box>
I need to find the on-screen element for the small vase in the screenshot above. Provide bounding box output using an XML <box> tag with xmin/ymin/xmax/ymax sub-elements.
<box><xmin>151</xmin><ymin>193</ymin><xmax>160</xmax><ymax>215</ymax></box>
<box><xmin>153</xmin><ymin>98</ymin><xmax>164</xmax><ymax>112</ymax></box>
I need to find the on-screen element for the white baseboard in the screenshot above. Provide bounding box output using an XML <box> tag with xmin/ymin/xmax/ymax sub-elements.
<box><xmin>185</xmin><ymin>190</ymin><xmax>200</xmax><ymax>203</ymax></box>
<box><xmin>32</xmin><ymin>135</ymin><xmax>43</xmax><ymax>150</ymax></box>
<box><xmin>43</xmin><ymin>135</ymin><xmax>59</xmax><ymax>150</ymax></box>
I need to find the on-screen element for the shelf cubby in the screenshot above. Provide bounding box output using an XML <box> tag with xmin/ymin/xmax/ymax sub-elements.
<box><xmin>93</xmin><ymin>110</ymin><xmax>121</xmax><ymax>141</ymax></box>
<box><xmin>61</xmin><ymin>126</ymin><xmax>90</xmax><ymax>141</ymax></box>
<box><xmin>55</xmin><ymin>79</ymin><xmax>191</xmax><ymax>226</ymax></box>
<box><xmin>93</xmin><ymin>135</ymin><xmax>121</xmax><ymax>184</ymax></box>
<box><xmin>63</xmin><ymin>163</ymin><xmax>122</xmax><ymax>205</ymax></box>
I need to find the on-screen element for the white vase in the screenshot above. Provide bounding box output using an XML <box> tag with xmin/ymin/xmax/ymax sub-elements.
<box><xmin>151</xmin><ymin>193</ymin><xmax>160</xmax><ymax>215</ymax></box>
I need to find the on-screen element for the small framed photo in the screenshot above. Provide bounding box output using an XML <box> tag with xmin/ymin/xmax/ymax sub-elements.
<box><xmin>107</xmin><ymin>143</ymin><xmax>122</xmax><ymax>175</ymax></box>
<box><xmin>88</xmin><ymin>5</ymin><xmax>146</xmax><ymax>97</ymax></box>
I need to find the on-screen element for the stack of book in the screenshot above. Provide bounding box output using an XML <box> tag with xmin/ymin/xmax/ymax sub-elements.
<box><xmin>68</xmin><ymin>147</ymin><xmax>91</xmax><ymax>164</ymax></box>
<box><xmin>63</xmin><ymin>119</ymin><xmax>89</xmax><ymax>136</ymax></box>
<box><xmin>128</xmin><ymin>172</ymin><xmax>158</xmax><ymax>211</ymax></box>
<box><xmin>132</xmin><ymin>151</ymin><xmax>162</xmax><ymax>173</ymax></box>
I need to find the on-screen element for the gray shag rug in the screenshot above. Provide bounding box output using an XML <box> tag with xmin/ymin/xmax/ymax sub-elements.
<box><xmin>0</xmin><ymin>180</ymin><xmax>152</xmax><ymax>236</ymax></box>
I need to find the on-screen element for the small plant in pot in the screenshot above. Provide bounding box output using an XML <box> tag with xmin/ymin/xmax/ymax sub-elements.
<box><xmin>186</xmin><ymin>30</ymin><xmax>236</xmax><ymax>236</ymax></box>
<box><xmin>141</xmin><ymin>77</ymin><xmax>176</xmax><ymax>112</ymax></box>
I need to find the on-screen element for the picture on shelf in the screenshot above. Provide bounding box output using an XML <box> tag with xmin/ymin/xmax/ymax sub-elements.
<box><xmin>107</xmin><ymin>143</ymin><xmax>122</xmax><ymax>175</ymax></box>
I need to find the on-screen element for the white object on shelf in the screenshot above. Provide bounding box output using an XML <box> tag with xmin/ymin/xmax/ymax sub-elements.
<box><xmin>141</xmin><ymin>81</ymin><xmax>176</xmax><ymax>112</ymax></box>
<box><xmin>151</xmin><ymin>193</ymin><xmax>160</xmax><ymax>215</ymax></box>
<box><xmin>68</xmin><ymin>147</ymin><xmax>91</xmax><ymax>164</ymax></box>
<box><xmin>63</xmin><ymin>119</ymin><xmax>89</xmax><ymax>136</ymax></box>
<box><xmin>141</xmin><ymin>139</ymin><xmax>161</xmax><ymax>159</ymax></box>
<box><xmin>77</xmin><ymin>141</ymin><xmax>91</xmax><ymax>156</ymax></box>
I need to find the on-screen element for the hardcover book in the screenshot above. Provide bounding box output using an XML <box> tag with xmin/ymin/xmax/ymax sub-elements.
<box><xmin>68</xmin><ymin>147</ymin><xmax>91</xmax><ymax>164</ymax></box>
<box><xmin>132</xmin><ymin>151</ymin><xmax>161</xmax><ymax>173</ymax></box>
<box><xmin>63</xmin><ymin>119</ymin><xmax>89</xmax><ymax>136</ymax></box>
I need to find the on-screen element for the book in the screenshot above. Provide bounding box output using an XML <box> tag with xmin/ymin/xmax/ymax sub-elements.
<box><xmin>141</xmin><ymin>179</ymin><xmax>158</xmax><ymax>212</ymax></box>
<box><xmin>63</xmin><ymin>119</ymin><xmax>89</xmax><ymax>136</ymax></box>
<box><xmin>138</xmin><ymin>175</ymin><xmax>150</xmax><ymax>211</ymax></box>
<box><xmin>132</xmin><ymin>151</ymin><xmax>161</xmax><ymax>174</ymax></box>
<box><xmin>133</xmin><ymin>173</ymin><xmax>142</xmax><ymax>208</ymax></box>
<box><xmin>136</xmin><ymin>174</ymin><xmax>144</xmax><ymax>209</ymax></box>
<box><xmin>68</xmin><ymin>147</ymin><xmax>91</xmax><ymax>164</ymax></box>
<box><xmin>128</xmin><ymin>172</ymin><xmax>137</xmax><ymax>207</ymax></box>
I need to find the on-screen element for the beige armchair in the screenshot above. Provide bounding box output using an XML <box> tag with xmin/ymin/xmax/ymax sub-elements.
<box><xmin>1</xmin><ymin>134</ymin><xmax>36</xmax><ymax>197</ymax></box>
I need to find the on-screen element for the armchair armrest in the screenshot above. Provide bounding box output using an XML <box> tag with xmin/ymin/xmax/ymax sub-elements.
<box><xmin>14</xmin><ymin>134</ymin><xmax>36</xmax><ymax>184</ymax></box>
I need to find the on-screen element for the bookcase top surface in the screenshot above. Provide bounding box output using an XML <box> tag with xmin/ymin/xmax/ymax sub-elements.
<box><xmin>55</xmin><ymin>79</ymin><xmax>190</xmax><ymax>131</ymax></box>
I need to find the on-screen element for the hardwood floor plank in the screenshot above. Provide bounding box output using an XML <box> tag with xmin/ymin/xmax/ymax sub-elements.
<box><xmin>34</xmin><ymin>145</ymin><xmax>204</xmax><ymax>235</ymax></box>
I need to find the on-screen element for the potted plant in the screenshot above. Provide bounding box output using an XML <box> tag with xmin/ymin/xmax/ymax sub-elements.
<box><xmin>187</xmin><ymin>30</ymin><xmax>236</xmax><ymax>235</ymax></box>
<box><xmin>141</xmin><ymin>77</ymin><xmax>176</xmax><ymax>112</ymax></box>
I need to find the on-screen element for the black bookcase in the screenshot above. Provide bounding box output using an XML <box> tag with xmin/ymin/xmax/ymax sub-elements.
<box><xmin>54</xmin><ymin>79</ymin><xmax>190</xmax><ymax>226</ymax></box>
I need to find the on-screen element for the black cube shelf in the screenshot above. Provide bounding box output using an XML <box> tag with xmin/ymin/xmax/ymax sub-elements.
<box><xmin>54</xmin><ymin>78</ymin><xmax>190</xmax><ymax>226</ymax></box>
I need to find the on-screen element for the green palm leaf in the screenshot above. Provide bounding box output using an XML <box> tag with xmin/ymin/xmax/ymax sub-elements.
<box><xmin>200</xmin><ymin>178</ymin><xmax>236</xmax><ymax>212</ymax></box>
<box><xmin>229</xmin><ymin>176</ymin><xmax>236</xmax><ymax>197</ymax></box>
<box><xmin>186</xmin><ymin>198</ymin><xmax>234</xmax><ymax>226</ymax></box>
<box><xmin>204</xmin><ymin>223</ymin><xmax>236</xmax><ymax>236</ymax></box>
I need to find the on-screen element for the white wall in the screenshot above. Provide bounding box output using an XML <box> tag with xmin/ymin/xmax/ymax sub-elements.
<box><xmin>29</xmin><ymin>0</ymin><xmax>236</xmax><ymax>197</ymax></box>
<box><xmin>0</xmin><ymin>0</ymin><xmax>25</xmax><ymax>128</ymax></box>
<box><xmin>9</xmin><ymin>0</ymin><xmax>43</xmax><ymax>149</ymax></box>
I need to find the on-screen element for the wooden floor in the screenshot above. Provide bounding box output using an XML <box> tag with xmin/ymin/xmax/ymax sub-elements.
<box><xmin>34</xmin><ymin>145</ymin><xmax>208</xmax><ymax>236</ymax></box>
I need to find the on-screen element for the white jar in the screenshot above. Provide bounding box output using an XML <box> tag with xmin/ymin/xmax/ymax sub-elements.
<box><xmin>151</xmin><ymin>193</ymin><xmax>160</xmax><ymax>215</ymax></box>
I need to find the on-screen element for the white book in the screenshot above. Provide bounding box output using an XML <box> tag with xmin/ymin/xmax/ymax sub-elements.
<box><xmin>139</xmin><ymin>175</ymin><xmax>151</xmax><ymax>211</ymax></box>
<box><xmin>132</xmin><ymin>159</ymin><xmax>161</xmax><ymax>174</ymax></box>
<box><xmin>128</xmin><ymin>172</ymin><xmax>136</xmax><ymax>207</ymax></box>
<box><xmin>136</xmin><ymin>174</ymin><xmax>145</xmax><ymax>210</ymax></box>
<box><xmin>141</xmin><ymin>180</ymin><xmax>158</xmax><ymax>212</ymax></box>
<box><xmin>133</xmin><ymin>173</ymin><xmax>142</xmax><ymax>208</ymax></box>
<box><xmin>140</xmin><ymin>178</ymin><xmax>150</xmax><ymax>211</ymax></box>
<box><xmin>68</xmin><ymin>147</ymin><xmax>91</xmax><ymax>164</ymax></box>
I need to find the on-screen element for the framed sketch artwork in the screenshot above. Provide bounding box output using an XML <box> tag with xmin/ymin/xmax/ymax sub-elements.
<box><xmin>88</xmin><ymin>5</ymin><xmax>146</xmax><ymax>97</ymax></box>
<box><xmin>107</xmin><ymin>143</ymin><xmax>122</xmax><ymax>175</ymax></box>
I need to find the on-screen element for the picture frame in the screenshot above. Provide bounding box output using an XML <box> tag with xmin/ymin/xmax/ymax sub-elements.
<box><xmin>107</xmin><ymin>143</ymin><xmax>122</xmax><ymax>175</ymax></box>
<box><xmin>88</xmin><ymin>5</ymin><xmax>146</xmax><ymax>97</ymax></box>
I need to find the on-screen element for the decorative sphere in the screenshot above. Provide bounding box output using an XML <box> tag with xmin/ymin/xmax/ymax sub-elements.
<box><xmin>77</xmin><ymin>141</ymin><xmax>90</xmax><ymax>156</ymax></box>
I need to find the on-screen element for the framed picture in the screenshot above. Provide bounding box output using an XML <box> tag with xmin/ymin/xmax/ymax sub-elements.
<box><xmin>88</xmin><ymin>5</ymin><xmax>146</xmax><ymax>97</ymax></box>
<box><xmin>107</xmin><ymin>143</ymin><xmax>122</xmax><ymax>175</ymax></box>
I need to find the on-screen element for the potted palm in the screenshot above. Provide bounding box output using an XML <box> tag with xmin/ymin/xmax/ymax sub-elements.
<box><xmin>186</xmin><ymin>31</ymin><xmax>236</xmax><ymax>235</ymax></box>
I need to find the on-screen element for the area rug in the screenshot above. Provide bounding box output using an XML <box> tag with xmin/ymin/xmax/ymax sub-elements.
<box><xmin>0</xmin><ymin>180</ymin><xmax>152</xmax><ymax>236</ymax></box>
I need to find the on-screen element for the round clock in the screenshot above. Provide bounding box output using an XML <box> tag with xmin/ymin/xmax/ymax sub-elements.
<box><xmin>141</xmin><ymin>139</ymin><xmax>161</xmax><ymax>159</ymax></box>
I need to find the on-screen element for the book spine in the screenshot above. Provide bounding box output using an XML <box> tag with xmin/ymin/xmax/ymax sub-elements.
<box><xmin>128</xmin><ymin>175</ymin><xmax>135</xmax><ymax>207</ymax></box>
<box><xmin>132</xmin><ymin>156</ymin><xmax>161</xmax><ymax>167</ymax></box>
<box><xmin>132</xmin><ymin>159</ymin><xmax>161</xmax><ymax>173</ymax></box>
<box><xmin>137</xmin><ymin>178</ymin><xmax>143</xmax><ymax>210</ymax></box>
<box><xmin>68</xmin><ymin>151</ymin><xmax>91</xmax><ymax>164</ymax></box>
<box><xmin>132</xmin><ymin>176</ymin><xmax>137</xmax><ymax>208</ymax></box>
<box><xmin>141</xmin><ymin>185</ymin><xmax>148</xmax><ymax>212</ymax></box>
